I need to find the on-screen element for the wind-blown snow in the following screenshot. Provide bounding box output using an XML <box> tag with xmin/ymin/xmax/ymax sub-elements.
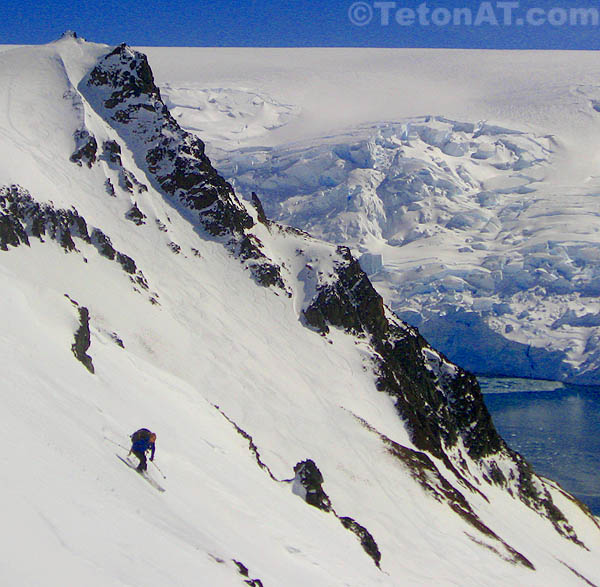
<box><xmin>160</xmin><ymin>84</ymin><xmax>300</xmax><ymax>149</ymax></box>
<box><xmin>1</xmin><ymin>37</ymin><xmax>600</xmax><ymax>586</ymax></box>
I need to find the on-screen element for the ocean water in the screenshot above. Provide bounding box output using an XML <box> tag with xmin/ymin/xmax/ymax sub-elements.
<box><xmin>480</xmin><ymin>377</ymin><xmax>600</xmax><ymax>516</ymax></box>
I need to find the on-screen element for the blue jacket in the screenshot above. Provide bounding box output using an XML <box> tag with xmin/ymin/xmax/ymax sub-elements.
<box><xmin>131</xmin><ymin>436</ymin><xmax>155</xmax><ymax>460</ymax></box>
<box><xmin>131</xmin><ymin>430</ymin><xmax>156</xmax><ymax>460</ymax></box>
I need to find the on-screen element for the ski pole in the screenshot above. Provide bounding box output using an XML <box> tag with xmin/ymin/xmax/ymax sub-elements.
<box><xmin>104</xmin><ymin>436</ymin><xmax>129</xmax><ymax>452</ymax></box>
<box><xmin>151</xmin><ymin>459</ymin><xmax>167</xmax><ymax>479</ymax></box>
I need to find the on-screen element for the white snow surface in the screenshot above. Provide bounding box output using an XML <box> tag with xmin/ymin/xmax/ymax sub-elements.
<box><xmin>137</xmin><ymin>46</ymin><xmax>600</xmax><ymax>384</ymax></box>
<box><xmin>0</xmin><ymin>37</ymin><xmax>600</xmax><ymax>586</ymax></box>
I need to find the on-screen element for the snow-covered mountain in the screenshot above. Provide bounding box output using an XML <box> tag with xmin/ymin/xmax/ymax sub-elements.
<box><xmin>135</xmin><ymin>47</ymin><xmax>600</xmax><ymax>385</ymax></box>
<box><xmin>1</xmin><ymin>35</ymin><xmax>600</xmax><ymax>585</ymax></box>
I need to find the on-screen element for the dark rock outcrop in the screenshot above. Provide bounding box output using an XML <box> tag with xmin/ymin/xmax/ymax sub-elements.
<box><xmin>100</xmin><ymin>140</ymin><xmax>148</xmax><ymax>195</ymax></box>
<box><xmin>339</xmin><ymin>517</ymin><xmax>381</xmax><ymax>568</ymax></box>
<box><xmin>216</xmin><ymin>406</ymin><xmax>382</xmax><ymax>569</ymax></box>
<box><xmin>353</xmin><ymin>412</ymin><xmax>535</xmax><ymax>569</ymax></box>
<box><xmin>214</xmin><ymin>405</ymin><xmax>279</xmax><ymax>482</ymax></box>
<box><xmin>251</xmin><ymin>192</ymin><xmax>269</xmax><ymax>226</ymax></box>
<box><xmin>237</xmin><ymin>234</ymin><xmax>288</xmax><ymax>291</ymax></box>
<box><xmin>293</xmin><ymin>459</ymin><xmax>332</xmax><ymax>512</ymax></box>
<box><xmin>303</xmin><ymin>246</ymin><xmax>499</xmax><ymax>462</ymax></box>
<box><xmin>89</xmin><ymin>227</ymin><xmax>145</xmax><ymax>283</ymax></box>
<box><xmin>232</xmin><ymin>560</ymin><xmax>264</xmax><ymax>587</ymax></box>
<box><xmin>84</xmin><ymin>44</ymin><xmax>253</xmax><ymax>238</ymax></box>
<box><xmin>292</xmin><ymin>459</ymin><xmax>381</xmax><ymax>567</ymax></box>
<box><xmin>70</xmin><ymin>129</ymin><xmax>97</xmax><ymax>168</ymax></box>
<box><xmin>125</xmin><ymin>203</ymin><xmax>147</xmax><ymax>225</ymax></box>
<box><xmin>120</xmin><ymin>169</ymin><xmax>148</xmax><ymax>194</ymax></box>
<box><xmin>0</xmin><ymin>185</ymin><xmax>149</xmax><ymax>291</ymax></box>
<box><xmin>71</xmin><ymin>305</ymin><xmax>94</xmax><ymax>374</ymax></box>
<box><xmin>104</xmin><ymin>178</ymin><xmax>116</xmax><ymax>197</ymax></box>
<box><xmin>82</xmin><ymin>44</ymin><xmax>288</xmax><ymax>293</ymax></box>
<box><xmin>0</xmin><ymin>185</ymin><xmax>90</xmax><ymax>252</ymax></box>
<box><xmin>101</xmin><ymin>140</ymin><xmax>122</xmax><ymax>165</ymax></box>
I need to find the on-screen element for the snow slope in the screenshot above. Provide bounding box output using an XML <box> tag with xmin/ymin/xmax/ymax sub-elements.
<box><xmin>138</xmin><ymin>47</ymin><xmax>600</xmax><ymax>384</ymax></box>
<box><xmin>1</xmin><ymin>36</ymin><xmax>600</xmax><ymax>586</ymax></box>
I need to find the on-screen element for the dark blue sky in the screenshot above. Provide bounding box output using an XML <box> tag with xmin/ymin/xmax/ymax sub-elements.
<box><xmin>3</xmin><ymin>0</ymin><xmax>600</xmax><ymax>49</ymax></box>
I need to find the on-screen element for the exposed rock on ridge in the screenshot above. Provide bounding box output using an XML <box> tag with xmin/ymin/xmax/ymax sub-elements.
<box><xmin>215</xmin><ymin>406</ymin><xmax>382</xmax><ymax>568</ymax></box>
<box><xmin>70</xmin><ymin>304</ymin><xmax>95</xmax><ymax>374</ymax></box>
<box><xmin>83</xmin><ymin>44</ymin><xmax>253</xmax><ymax>237</ymax></box>
<box><xmin>303</xmin><ymin>246</ymin><xmax>586</xmax><ymax>545</ymax></box>
<box><xmin>0</xmin><ymin>185</ymin><xmax>149</xmax><ymax>292</ymax></box>
<box><xmin>82</xmin><ymin>44</ymin><xmax>286</xmax><ymax>291</ymax></box>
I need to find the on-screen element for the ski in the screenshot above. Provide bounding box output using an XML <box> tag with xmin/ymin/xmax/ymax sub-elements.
<box><xmin>116</xmin><ymin>454</ymin><xmax>166</xmax><ymax>492</ymax></box>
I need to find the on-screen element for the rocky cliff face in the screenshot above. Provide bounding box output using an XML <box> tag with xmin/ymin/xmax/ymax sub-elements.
<box><xmin>80</xmin><ymin>44</ymin><xmax>288</xmax><ymax>292</ymax></box>
<box><xmin>83</xmin><ymin>44</ymin><xmax>253</xmax><ymax>238</ymax></box>
<box><xmin>302</xmin><ymin>245</ymin><xmax>588</xmax><ymax>545</ymax></box>
<box><xmin>303</xmin><ymin>246</ymin><xmax>500</xmax><ymax>461</ymax></box>
<box><xmin>0</xmin><ymin>185</ymin><xmax>148</xmax><ymax>289</ymax></box>
<box><xmin>306</xmin><ymin>247</ymin><xmax>501</xmax><ymax>462</ymax></box>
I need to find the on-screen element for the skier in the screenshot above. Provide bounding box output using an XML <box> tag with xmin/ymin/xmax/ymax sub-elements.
<box><xmin>129</xmin><ymin>428</ymin><xmax>156</xmax><ymax>472</ymax></box>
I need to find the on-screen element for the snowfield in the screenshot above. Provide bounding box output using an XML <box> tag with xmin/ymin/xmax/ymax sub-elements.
<box><xmin>1</xmin><ymin>36</ymin><xmax>600</xmax><ymax>586</ymax></box>
<box><xmin>139</xmin><ymin>46</ymin><xmax>600</xmax><ymax>384</ymax></box>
